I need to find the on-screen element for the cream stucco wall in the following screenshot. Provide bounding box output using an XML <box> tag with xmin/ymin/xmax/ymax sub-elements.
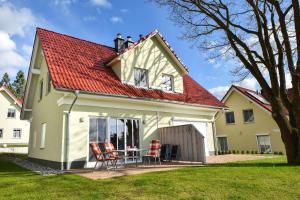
<box><xmin>0</xmin><ymin>91</ymin><xmax>30</xmax><ymax>145</ymax></box>
<box><xmin>115</xmin><ymin>36</ymin><xmax>184</xmax><ymax>93</ymax></box>
<box><xmin>63</xmin><ymin>99</ymin><xmax>216</xmax><ymax>162</ymax></box>
<box><xmin>216</xmin><ymin>90</ymin><xmax>285</xmax><ymax>153</ymax></box>
<box><xmin>27</xmin><ymin>52</ymin><xmax>65</xmax><ymax>162</ymax></box>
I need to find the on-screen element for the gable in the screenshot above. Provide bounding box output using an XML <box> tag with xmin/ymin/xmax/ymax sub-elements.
<box><xmin>118</xmin><ymin>35</ymin><xmax>184</xmax><ymax>93</ymax></box>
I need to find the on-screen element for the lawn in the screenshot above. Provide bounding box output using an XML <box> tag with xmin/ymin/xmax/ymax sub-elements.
<box><xmin>0</xmin><ymin>155</ymin><xmax>299</xmax><ymax>200</ymax></box>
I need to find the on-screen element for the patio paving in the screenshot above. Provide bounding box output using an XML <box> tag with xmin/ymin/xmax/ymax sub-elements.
<box><xmin>206</xmin><ymin>154</ymin><xmax>274</xmax><ymax>164</ymax></box>
<box><xmin>68</xmin><ymin>155</ymin><xmax>274</xmax><ymax>180</ymax></box>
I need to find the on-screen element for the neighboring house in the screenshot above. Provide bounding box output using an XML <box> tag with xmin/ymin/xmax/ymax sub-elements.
<box><xmin>0</xmin><ymin>85</ymin><xmax>30</xmax><ymax>146</ymax></box>
<box><xmin>215</xmin><ymin>85</ymin><xmax>286</xmax><ymax>154</ymax></box>
<box><xmin>21</xmin><ymin>28</ymin><xmax>224</xmax><ymax>170</ymax></box>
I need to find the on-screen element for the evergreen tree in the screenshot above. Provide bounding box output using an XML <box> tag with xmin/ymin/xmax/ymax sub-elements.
<box><xmin>0</xmin><ymin>73</ymin><xmax>11</xmax><ymax>86</ymax></box>
<box><xmin>12</xmin><ymin>70</ymin><xmax>26</xmax><ymax>98</ymax></box>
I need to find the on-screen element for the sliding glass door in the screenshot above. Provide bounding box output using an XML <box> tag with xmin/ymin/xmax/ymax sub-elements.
<box><xmin>89</xmin><ymin>117</ymin><xmax>140</xmax><ymax>164</ymax></box>
<box><xmin>88</xmin><ymin>118</ymin><xmax>106</xmax><ymax>162</ymax></box>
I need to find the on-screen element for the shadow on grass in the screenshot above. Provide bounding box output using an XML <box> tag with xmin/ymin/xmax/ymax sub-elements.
<box><xmin>207</xmin><ymin>162</ymin><xmax>289</xmax><ymax>168</ymax></box>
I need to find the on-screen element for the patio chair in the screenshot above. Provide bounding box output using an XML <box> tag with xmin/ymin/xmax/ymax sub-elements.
<box><xmin>160</xmin><ymin>144</ymin><xmax>172</xmax><ymax>162</ymax></box>
<box><xmin>142</xmin><ymin>139</ymin><xmax>161</xmax><ymax>165</ymax></box>
<box><xmin>103</xmin><ymin>143</ymin><xmax>124</xmax><ymax>168</ymax></box>
<box><xmin>90</xmin><ymin>143</ymin><xmax>115</xmax><ymax>170</ymax></box>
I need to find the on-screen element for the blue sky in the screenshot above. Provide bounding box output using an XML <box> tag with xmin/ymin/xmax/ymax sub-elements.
<box><xmin>0</xmin><ymin>0</ymin><xmax>259</xmax><ymax>99</ymax></box>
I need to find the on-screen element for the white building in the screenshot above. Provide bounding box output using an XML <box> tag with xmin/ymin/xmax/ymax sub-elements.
<box><xmin>0</xmin><ymin>85</ymin><xmax>30</xmax><ymax>146</ymax></box>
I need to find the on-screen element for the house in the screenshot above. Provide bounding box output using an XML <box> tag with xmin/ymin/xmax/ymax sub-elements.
<box><xmin>215</xmin><ymin>85</ymin><xmax>285</xmax><ymax>154</ymax></box>
<box><xmin>21</xmin><ymin>28</ymin><xmax>224</xmax><ymax>170</ymax></box>
<box><xmin>0</xmin><ymin>85</ymin><xmax>30</xmax><ymax>146</ymax></box>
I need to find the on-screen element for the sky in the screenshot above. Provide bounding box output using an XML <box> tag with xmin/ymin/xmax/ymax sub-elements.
<box><xmin>0</xmin><ymin>0</ymin><xmax>260</xmax><ymax>99</ymax></box>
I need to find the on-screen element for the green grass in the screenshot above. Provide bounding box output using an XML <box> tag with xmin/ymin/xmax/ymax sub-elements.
<box><xmin>0</xmin><ymin>155</ymin><xmax>299</xmax><ymax>200</ymax></box>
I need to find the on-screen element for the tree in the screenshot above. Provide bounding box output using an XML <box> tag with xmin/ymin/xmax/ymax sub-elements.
<box><xmin>12</xmin><ymin>70</ymin><xmax>26</xmax><ymax>98</ymax></box>
<box><xmin>152</xmin><ymin>0</ymin><xmax>300</xmax><ymax>164</ymax></box>
<box><xmin>0</xmin><ymin>73</ymin><xmax>11</xmax><ymax>86</ymax></box>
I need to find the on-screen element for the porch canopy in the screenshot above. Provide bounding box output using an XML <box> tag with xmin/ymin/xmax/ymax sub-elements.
<box><xmin>158</xmin><ymin>124</ymin><xmax>206</xmax><ymax>163</ymax></box>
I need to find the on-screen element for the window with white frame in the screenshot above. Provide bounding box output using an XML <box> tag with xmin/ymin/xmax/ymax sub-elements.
<box><xmin>7</xmin><ymin>108</ymin><xmax>16</xmax><ymax>118</ymax></box>
<box><xmin>0</xmin><ymin>129</ymin><xmax>3</xmax><ymax>139</ymax></box>
<box><xmin>13</xmin><ymin>129</ymin><xmax>21</xmax><ymax>139</ymax></box>
<box><xmin>40</xmin><ymin>123</ymin><xmax>46</xmax><ymax>148</ymax></box>
<box><xmin>243</xmin><ymin>109</ymin><xmax>254</xmax><ymax>123</ymax></box>
<box><xmin>161</xmin><ymin>74</ymin><xmax>174</xmax><ymax>91</ymax></box>
<box><xmin>225</xmin><ymin>112</ymin><xmax>235</xmax><ymax>124</ymax></box>
<box><xmin>257</xmin><ymin>135</ymin><xmax>272</xmax><ymax>153</ymax></box>
<box><xmin>134</xmin><ymin>68</ymin><xmax>148</xmax><ymax>87</ymax></box>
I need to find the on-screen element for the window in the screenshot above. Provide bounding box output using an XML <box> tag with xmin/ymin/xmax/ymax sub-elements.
<box><xmin>13</xmin><ymin>129</ymin><xmax>21</xmax><ymax>139</ymax></box>
<box><xmin>257</xmin><ymin>135</ymin><xmax>272</xmax><ymax>153</ymax></box>
<box><xmin>39</xmin><ymin>80</ymin><xmax>43</xmax><ymax>101</ymax></box>
<box><xmin>47</xmin><ymin>72</ymin><xmax>51</xmax><ymax>94</ymax></box>
<box><xmin>134</xmin><ymin>68</ymin><xmax>148</xmax><ymax>87</ymax></box>
<box><xmin>7</xmin><ymin>108</ymin><xmax>16</xmax><ymax>118</ymax></box>
<box><xmin>217</xmin><ymin>137</ymin><xmax>228</xmax><ymax>152</ymax></box>
<box><xmin>40</xmin><ymin>123</ymin><xmax>46</xmax><ymax>148</ymax></box>
<box><xmin>161</xmin><ymin>74</ymin><xmax>174</xmax><ymax>91</ymax></box>
<box><xmin>243</xmin><ymin>109</ymin><xmax>254</xmax><ymax>123</ymax></box>
<box><xmin>0</xmin><ymin>129</ymin><xmax>3</xmax><ymax>139</ymax></box>
<box><xmin>225</xmin><ymin>112</ymin><xmax>235</xmax><ymax>124</ymax></box>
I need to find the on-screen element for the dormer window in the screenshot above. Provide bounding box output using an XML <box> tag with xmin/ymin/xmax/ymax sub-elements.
<box><xmin>162</xmin><ymin>74</ymin><xmax>173</xmax><ymax>91</ymax></box>
<box><xmin>134</xmin><ymin>68</ymin><xmax>148</xmax><ymax>88</ymax></box>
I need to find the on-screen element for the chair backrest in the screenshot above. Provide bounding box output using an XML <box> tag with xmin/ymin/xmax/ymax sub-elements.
<box><xmin>90</xmin><ymin>143</ymin><xmax>103</xmax><ymax>159</ymax></box>
<box><xmin>104</xmin><ymin>143</ymin><xmax>118</xmax><ymax>157</ymax></box>
<box><xmin>147</xmin><ymin>139</ymin><xmax>160</xmax><ymax>156</ymax></box>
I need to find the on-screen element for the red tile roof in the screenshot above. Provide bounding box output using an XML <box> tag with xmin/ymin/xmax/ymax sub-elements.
<box><xmin>233</xmin><ymin>85</ymin><xmax>272</xmax><ymax>112</ymax></box>
<box><xmin>37</xmin><ymin>28</ymin><xmax>224</xmax><ymax>108</ymax></box>
<box><xmin>0</xmin><ymin>85</ymin><xmax>23</xmax><ymax>106</ymax></box>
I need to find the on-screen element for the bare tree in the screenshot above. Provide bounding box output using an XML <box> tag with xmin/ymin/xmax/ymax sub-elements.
<box><xmin>152</xmin><ymin>0</ymin><xmax>300</xmax><ymax>164</ymax></box>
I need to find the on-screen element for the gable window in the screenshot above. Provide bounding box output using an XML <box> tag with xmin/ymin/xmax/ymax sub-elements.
<box><xmin>47</xmin><ymin>72</ymin><xmax>51</xmax><ymax>94</ymax></box>
<box><xmin>40</xmin><ymin>123</ymin><xmax>46</xmax><ymax>148</ymax></box>
<box><xmin>225</xmin><ymin>112</ymin><xmax>235</xmax><ymax>124</ymax></box>
<box><xmin>0</xmin><ymin>129</ymin><xmax>3</xmax><ymax>139</ymax></box>
<box><xmin>161</xmin><ymin>74</ymin><xmax>174</xmax><ymax>91</ymax></box>
<box><xmin>39</xmin><ymin>80</ymin><xmax>43</xmax><ymax>101</ymax></box>
<box><xmin>13</xmin><ymin>129</ymin><xmax>21</xmax><ymax>139</ymax></box>
<box><xmin>7</xmin><ymin>108</ymin><xmax>16</xmax><ymax>118</ymax></box>
<box><xmin>134</xmin><ymin>68</ymin><xmax>148</xmax><ymax>88</ymax></box>
<box><xmin>243</xmin><ymin>109</ymin><xmax>254</xmax><ymax>123</ymax></box>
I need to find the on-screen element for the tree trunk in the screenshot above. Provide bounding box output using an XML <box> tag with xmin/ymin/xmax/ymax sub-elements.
<box><xmin>281</xmin><ymin>129</ymin><xmax>300</xmax><ymax>165</ymax></box>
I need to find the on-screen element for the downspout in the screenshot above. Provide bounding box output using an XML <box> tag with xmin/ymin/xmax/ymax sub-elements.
<box><xmin>65</xmin><ymin>90</ymin><xmax>79</xmax><ymax>170</ymax></box>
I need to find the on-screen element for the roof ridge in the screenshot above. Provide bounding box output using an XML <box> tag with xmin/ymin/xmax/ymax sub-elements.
<box><xmin>36</xmin><ymin>27</ymin><xmax>115</xmax><ymax>50</ymax></box>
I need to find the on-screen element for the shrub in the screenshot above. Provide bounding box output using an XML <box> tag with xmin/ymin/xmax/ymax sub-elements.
<box><xmin>241</xmin><ymin>150</ymin><xmax>245</xmax><ymax>154</ymax></box>
<box><xmin>273</xmin><ymin>151</ymin><xmax>278</xmax><ymax>155</ymax></box>
<box><xmin>232</xmin><ymin>150</ymin><xmax>236</xmax><ymax>154</ymax></box>
<box><xmin>279</xmin><ymin>152</ymin><xmax>284</xmax><ymax>155</ymax></box>
<box><xmin>218</xmin><ymin>151</ymin><xmax>221</xmax><ymax>155</ymax></box>
<box><xmin>228</xmin><ymin>150</ymin><xmax>232</xmax><ymax>154</ymax></box>
<box><xmin>255</xmin><ymin>151</ymin><xmax>258</xmax><ymax>154</ymax></box>
<box><xmin>251</xmin><ymin>150</ymin><xmax>254</xmax><ymax>154</ymax></box>
<box><xmin>246</xmin><ymin>150</ymin><xmax>250</xmax><ymax>154</ymax></box>
<box><xmin>236</xmin><ymin>150</ymin><xmax>240</xmax><ymax>154</ymax></box>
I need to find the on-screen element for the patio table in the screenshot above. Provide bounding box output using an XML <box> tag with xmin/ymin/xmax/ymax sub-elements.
<box><xmin>124</xmin><ymin>148</ymin><xmax>147</xmax><ymax>167</ymax></box>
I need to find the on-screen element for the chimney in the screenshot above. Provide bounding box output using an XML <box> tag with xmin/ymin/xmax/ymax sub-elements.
<box><xmin>114</xmin><ymin>33</ymin><xmax>125</xmax><ymax>52</ymax></box>
<box><xmin>124</xmin><ymin>36</ymin><xmax>134</xmax><ymax>48</ymax></box>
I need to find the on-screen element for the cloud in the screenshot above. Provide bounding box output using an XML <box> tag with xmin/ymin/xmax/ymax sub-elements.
<box><xmin>209</xmin><ymin>86</ymin><xmax>230</xmax><ymax>100</ymax></box>
<box><xmin>0</xmin><ymin>31</ymin><xmax>27</xmax><ymax>70</ymax></box>
<box><xmin>120</xmin><ymin>8</ymin><xmax>128</xmax><ymax>13</ymax></box>
<box><xmin>90</xmin><ymin>0</ymin><xmax>111</xmax><ymax>8</ymax></box>
<box><xmin>22</xmin><ymin>44</ymin><xmax>33</xmax><ymax>56</ymax></box>
<box><xmin>53</xmin><ymin>0</ymin><xmax>76</xmax><ymax>14</ymax></box>
<box><xmin>110</xmin><ymin>16</ymin><xmax>123</xmax><ymax>23</ymax></box>
<box><xmin>83</xmin><ymin>16</ymin><xmax>97</xmax><ymax>22</ymax></box>
<box><xmin>209</xmin><ymin>77</ymin><xmax>259</xmax><ymax>99</ymax></box>
<box><xmin>0</xmin><ymin>3</ymin><xmax>36</xmax><ymax>37</ymax></box>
